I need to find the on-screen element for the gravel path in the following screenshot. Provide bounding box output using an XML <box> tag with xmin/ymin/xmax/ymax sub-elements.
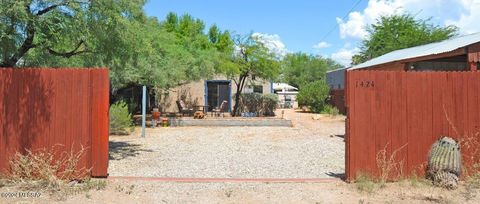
<box><xmin>108</xmin><ymin>110</ymin><xmax>345</xmax><ymax>178</ymax></box>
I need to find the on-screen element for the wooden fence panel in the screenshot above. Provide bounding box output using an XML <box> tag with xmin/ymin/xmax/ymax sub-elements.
<box><xmin>346</xmin><ymin>70</ymin><xmax>480</xmax><ymax>181</ymax></box>
<box><xmin>0</xmin><ymin>68</ymin><xmax>109</xmax><ymax>177</ymax></box>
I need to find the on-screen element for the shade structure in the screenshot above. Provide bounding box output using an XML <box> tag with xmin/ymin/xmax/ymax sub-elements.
<box><xmin>273</xmin><ymin>83</ymin><xmax>298</xmax><ymax>91</ymax></box>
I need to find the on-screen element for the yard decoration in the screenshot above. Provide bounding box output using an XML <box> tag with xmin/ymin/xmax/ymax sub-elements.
<box><xmin>152</xmin><ymin>108</ymin><xmax>161</xmax><ymax>127</ymax></box>
<box><xmin>426</xmin><ymin>136</ymin><xmax>462</xmax><ymax>189</ymax></box>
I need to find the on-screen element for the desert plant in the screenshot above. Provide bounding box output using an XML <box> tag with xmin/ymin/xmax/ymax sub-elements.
<box><xmin>109</xmin><ymin>101</ymin><xmax>134</xmax><ymax>135</ymax></box>
<box><xmin>321</xmin><ymin>105</ymin><xmax>339</xmax><ymax>116</ymax></box>
<box><xmin>261</xmin><ymin>94</ymin><xmax>279</xmax><ymax>116</ymax></box>
<box><xmin>427</xmin><ymin>136</ymin><xmax>462</xmax><ymax>190</ymax></box>
<box><xmin>3</xmin><ymin>146</ymin><xmax>107</xmax><ymax>200</ymax></box>
<box><xmin>296</xmin><ymin>80</ymin><xmax>330</xmax><ymax>113</ymax></box>
<box><xmin>355</xmin><ymin>173</ymin><xmax>377</xmax><ymax>194</ymax></box>
<box><xmin>240</xmin><ymin>93</ymin><xmax>263</xmax><ymax>114</ymax></box>
<box><xmin>8</xmin><ymin>146</ymin><xmax>89</xmax><ymax>185</ymax></box>
<box><xmin>376</xmin><ymin>143</ymin><xmax>407</xmax><ymax>184</ymax></box>
<box><xmin>6</xmin><ymin>146</ymin><xmax>89</xmax><ymax>190</ymax></box>
<box><xmin>236</xmin><ymin>93</ymin><xmax>278</xmax><ymax>116</ymax></box>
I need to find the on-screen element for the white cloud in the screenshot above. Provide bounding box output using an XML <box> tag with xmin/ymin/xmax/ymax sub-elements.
<box><xmin>252</xmin><ymin>32</ymin><xmax>288</xmax><ymax>57</ymax></box>
<box><xmin>331</xmin><ymin>46</ymin><xmax>361</xmax><ymax>67</ymax></box>
<box><xmin>337</xmin><ymin>0</ymin><xmax>402</xmax><ymax>39</ymax></box>
<box><xmin>313</xmin><ymin>41</ymin><xmax>331</xmax><ymax>49</ymax></box>
<box><xmin>446</xmin><ymin>0</ymin><xmax>480</xmax><ymax>34</ymax></box>
<box><xmin>337</xmin><ymin>0</ymin><xmax>480</xmax><ymax>40</ymax></box>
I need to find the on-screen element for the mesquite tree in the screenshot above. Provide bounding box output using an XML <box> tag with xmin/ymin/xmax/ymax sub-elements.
<box><xmin>352</xmin><ymin>13</ymin><xmax>458</xmax><ymax>65</ymax></box>
<box><xmin>222</xmin><ymin>34</ymin><xmax>280</xmax><ymax>116</ymax></box>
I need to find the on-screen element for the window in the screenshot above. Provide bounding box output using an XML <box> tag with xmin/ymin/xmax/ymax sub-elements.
<box><xmin>253</xmin><ymin>85</ymin><xmax>263</xmax><ymax>94</ymax></box>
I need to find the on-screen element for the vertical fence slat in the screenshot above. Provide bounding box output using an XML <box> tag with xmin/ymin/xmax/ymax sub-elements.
<box><xmin>390</xmin><ymin>71</ymin><xmax>407</xmax><ymax>176</ymax></box>
<box><xmin>453</xmin><ymin>73</ymin><xmax>465</xmax><ymax>139</ymax></box>
<box><xmin>7</xmin><ymin>69</ymin><xmax>21</xmax><ymax>158</ymax></box>
<box><xmin>432</xmin><ymin>73</ymin><xmax>445</xmax><ymax>142</ymax></box>
<box><xmin>0</xmin><ymin>69</ymin><xmax>8</xmax><ymax>173</ymax></box>
<box><xmin>78</xmin><ymin>70</ymin><xmax>89</xmax><ymax>172</ymax></box>
<box><xmin>420</xmin><ymin>72</ymin><xmax>433</xmax><ymax>173</ymax></box>
<box><xmin>469</xmin><ymin>73</ymin><xmax>480</xmax><ymax>135</ymax></box>
<box><xmin>345</xmin><ymin>70</ymin><xmax>351</xmax><ymax>180</ymax></box>
<box><xmin>356</xmin><ymin>71</ymin><xmax>370</xmax><ymax>175</ymax></box>
<box><xmin>373</xmin><ymin>71</ymin><xmax>390</xmax><ymax>177</ymax></box>
<box><xmin>90</xmin><ymin>69</ymin><xmax>109</xmax><ymax>177</ymax></box>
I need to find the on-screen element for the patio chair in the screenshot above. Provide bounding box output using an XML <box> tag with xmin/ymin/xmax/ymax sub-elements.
<box><xmin>212</xmin><ymin>100</ymin><xmax>228</xmax><ymax>117</ymax></box>
<box><xmin>176</xmin><ymin>100</ymin><xmax>194</xmax><ymax>116</ymax></box>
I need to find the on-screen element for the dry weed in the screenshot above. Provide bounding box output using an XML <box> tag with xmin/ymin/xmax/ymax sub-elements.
<box><xmin>2</xmin><ymin>145</ymin><xmax>106</xmax><ymax>200</ymax></box>
<box><xmin>376</xmin><ymin>143</ymin><xmax>407</xmax><ymax>184</ymax></box>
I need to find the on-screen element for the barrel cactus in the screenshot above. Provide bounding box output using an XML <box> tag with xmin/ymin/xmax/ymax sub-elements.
<box><xmin>427</xmin><ymin>136</ymin><xmax>462</xmax><ymax>189</ymax></box>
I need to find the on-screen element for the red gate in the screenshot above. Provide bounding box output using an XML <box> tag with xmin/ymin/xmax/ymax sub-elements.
<box><xmin>346</xmin><ymin>70</ymin><xmax>480</xmax><ymax>181</ymax></box>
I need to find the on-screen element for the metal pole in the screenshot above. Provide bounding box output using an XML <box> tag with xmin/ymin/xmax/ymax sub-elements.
<box><xmin>141</xmin><ymin>85</ymin><xmax>146</xmax><ymax>138</ymax></box>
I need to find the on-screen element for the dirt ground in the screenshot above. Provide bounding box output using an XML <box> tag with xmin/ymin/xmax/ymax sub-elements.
<box><xmin>3</xmin><ymin>178</ymin><xmax>480</xmax><ymax>204</ymax></box>
<box><xmin>2</xmin><ymin>110</ymin><xmax>479</xmax><ymax>203</ymax></box>
<box><xmin>108</xmin><ymin>109</ymin><xmax>345</xmax><ymax>179</ymax></box>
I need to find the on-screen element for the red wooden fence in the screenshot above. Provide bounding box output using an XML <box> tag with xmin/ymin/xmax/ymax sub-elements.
<box><xmin>328</xmin><ymin>89</ymin><xmax>346</xmax><ymax>115</ymax></box>
<box><xmin>0</xmin><ymin>68</ymin><xmax>109</xmax><ymax>177</ymax></box>
<box><xmin>346</xmin><ymin>70</ymin><xmax>480</xmax><ymax>181</ymax></box>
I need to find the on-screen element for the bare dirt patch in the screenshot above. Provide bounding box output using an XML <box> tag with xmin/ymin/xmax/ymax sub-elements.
<box><xmin>5</xmin><ymin>179</ymin><xmax>478</xmax><ymax>204</ymax></box>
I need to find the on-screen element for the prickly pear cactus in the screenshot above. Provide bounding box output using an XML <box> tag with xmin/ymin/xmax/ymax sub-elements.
<box><xmin>427</xmin><ymin>136</ymin><xmax>462</xmax><ymax>190</ymax></box>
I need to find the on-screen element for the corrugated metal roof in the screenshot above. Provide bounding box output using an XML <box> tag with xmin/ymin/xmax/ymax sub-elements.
<box><xmin>349</xmin><ymin>32</ymin><xmax>480</xmax><ymax>70</ymax></box>
<box><xmin>326</xmin><ymin>67</ymin><xmax>348</xmax><ymax>73</ymax></box>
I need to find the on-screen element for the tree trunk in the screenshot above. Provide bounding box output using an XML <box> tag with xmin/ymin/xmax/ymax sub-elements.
<box><xmin>231</xmin><ymin>73</ymin><xmax>248</xmax><ymax>117</ymax></box>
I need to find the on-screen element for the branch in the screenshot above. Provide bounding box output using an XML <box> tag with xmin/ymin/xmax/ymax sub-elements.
<box><xmin>1</xmin><ymin>5</ymin><xmax>36</xmax><ymax>67</ymax></box>
<box><xmin>35</xmin><ymin>0</ymin><xmax>90</xmax><ymax>16</ymax></box>
<box><xmin>47</xmin><ymin>40</ymin><xmax>90</xmax><ymax>58</ymax></box>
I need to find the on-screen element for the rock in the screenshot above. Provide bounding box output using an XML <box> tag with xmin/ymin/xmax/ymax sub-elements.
<box><xmin>312</xmin><ymin>114</ymin><xmax>322</xmax><ymax>120</ymax></box>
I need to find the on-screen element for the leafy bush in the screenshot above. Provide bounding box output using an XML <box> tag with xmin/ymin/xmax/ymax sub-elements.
<box><xmin>321</xmin><ymin>105</ymin><xmax>339</xmax><ymax>116</ymax></box>
<box><xmin>237</xmin><ymin>93</ymin><xmax>278</xmax><ymax>116</ymax></box>
<box><xmin>262</xmin><ymin>94</ymin><xmax>279</xmax><ymax>116</ymax></box>
<box><xmin>296</xmin><ymin>80</ymin><xmax>330</xmax><ymax>113</ymax></box>
<box><xmin>109</xmin><ymin>101</ymin><xmax>134</xmax><ymax>135</ymax></box>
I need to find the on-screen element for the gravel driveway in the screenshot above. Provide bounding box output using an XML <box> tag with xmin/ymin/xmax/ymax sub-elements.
<box><xmin>108</xmin><ymin>110</ymin><xmax>345</xmax><ymax>179</ymax></box>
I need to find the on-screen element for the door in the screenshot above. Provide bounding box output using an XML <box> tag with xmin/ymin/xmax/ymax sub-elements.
<box><xmin>206</xmin><ymin>81</ymin><xmax>231</xmax><ymax>112</ymax></box>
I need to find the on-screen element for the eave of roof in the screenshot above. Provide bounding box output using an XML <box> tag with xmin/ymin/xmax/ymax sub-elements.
<box><xmin>349</xmin><ymin>32</ymin><xmax>480</xmax><ymax>70</ymax></box>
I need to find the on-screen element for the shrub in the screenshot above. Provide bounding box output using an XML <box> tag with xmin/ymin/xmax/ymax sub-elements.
<box><xmin>355</xmin><ymin>173</ymin><xmax>377</xmax><ymax>194</ymax></box>
<box><xmin>321</xmin><ymin>105</ymin><xmax>339</xmax><ymax>116</ymax></box>
<box><xmin>237</xmin><ymin>93</ymin><xmax>278</xmax><ymax>116</ymax></box>
<box><xmin>240</xmin><ymin>93</ymin><xmax>263</xmax><ymax>114</ymax></box>
<box><xmin>296</xmin><ymin>80</ymin><xmax>330</xmax><ymax>113</ymax></box>
<box><xmin>262</xmin><ymin>94</ymin><xmax>279</xmax><ymax>116</ymax></box>
<box><xmin>109</xmin><ymin>101</ymin><xmax>134</xmax><ymax>135</ymax></box>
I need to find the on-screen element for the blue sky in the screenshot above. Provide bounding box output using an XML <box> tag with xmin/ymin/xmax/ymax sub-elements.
<box><xmin>144</xmin><ymin>0</ymin><xmax>480</xmax><ymax>66</ymax></box>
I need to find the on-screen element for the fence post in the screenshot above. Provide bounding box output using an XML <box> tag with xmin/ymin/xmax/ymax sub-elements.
<box><xmin>141</xmin><ymin>85</ymin><xmax>146</xmax><ymax>138</ymax></box>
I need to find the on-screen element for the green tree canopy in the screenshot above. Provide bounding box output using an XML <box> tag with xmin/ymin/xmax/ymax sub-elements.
<box><xmin>1</xmin><ymin>0</ymin><xmax>147</xmax><ymax>68</ymax></box>
<box><xmin>281</xmin><ymin>53</ymin><xmax>343</xmax><ymax>89</ymax></box>
<box><xmin>219</xmin><ymin>34</ymin><xmax>281</xmax><ymax>116</ymax></box>
<box><xmin>352</xmin><ymin>13</ymin><xmax>458</xmax><ymax>65</ymax></box>
<box><xmin>0</xmin><ymin>1</ymin><xmax>228</xmax><ymax>90</ymax></box>
<box><xmin>296</xmin><ymin>80</ymin><xmax>330</xmax><ymax>113</ymax></box>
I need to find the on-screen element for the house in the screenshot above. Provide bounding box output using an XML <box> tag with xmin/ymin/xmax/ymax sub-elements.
<box><xmin>349</xmin><ymin>32</ymin><xmax>480</xmax><ymax>71</ymax></box>
<box><xmin>272</xmin><ymin>83</ymin><xmax>298</xmax><ymax>109</ymax></box>
<box><xmin>326</xmin><ymin>68</ymin><xmax>347</xmax><ymax>114</ymax></box>
<box><xmin>158</xmin><ymin>76</ymin><xmax>273</xmax><ymax>114</ymax></box>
